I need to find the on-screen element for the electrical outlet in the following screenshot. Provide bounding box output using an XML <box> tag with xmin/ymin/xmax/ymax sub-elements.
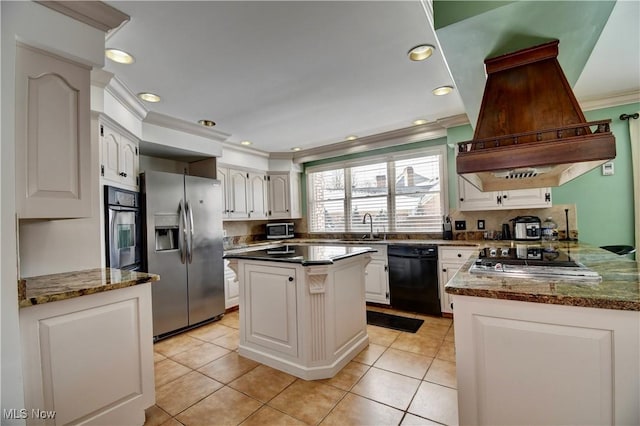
<box><xmin>477</xmin><ymin>219</ymin><xmax>485</xmax><ymax>230</ymax></box>
<box><xmin>455</xmin><ymin>220</ymin><xmax>466</xmax><ymax>230</ymax></box>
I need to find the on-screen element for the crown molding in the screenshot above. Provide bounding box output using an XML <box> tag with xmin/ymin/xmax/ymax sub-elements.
<box><xmin>222</xmin><ymin>142</ymin><xmax>270</xmax><ymax>158</ymax></box>
<box><xmin>290</xmin><ymin>121</ymin><xmax>448</xmax><ymax>164</ymax></box>
<box><xmin>269</xmin><ymin>152</ymin><xmax>295</xmax><ymax>160</ymax></box>
<box><xmin>35</xmin><ymin>1</ymin><xmax>129</xmax><ymax>33</ymax></box>
<box><xmin>144</xmin><ymin>111</ymin><xmax>231</xmax><ymax>142</ymax></box>
<box><xmin>104</xmin><ymin>75</ymin><xmax>148</xmax><ymax>121</ymax></box>
<box><xmin>436</xmin><ymin>113</ymin><xmax>470</xmax><ymax>128</ymax></box>
<box><xmin>90</xmin><ymin>68</ymin><xmax>114</xmax><ymax>89</ymax></box>
<box><xmin>578</xmin><ymin>90</ymin><xmax>640</xmax><ymax>112</ymax></box>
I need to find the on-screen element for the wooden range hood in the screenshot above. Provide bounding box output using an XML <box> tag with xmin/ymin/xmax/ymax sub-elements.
<box><xmin>456</xmin><ymin>40</ymin><xmax>616</xmax><ymax>191</ymax></box>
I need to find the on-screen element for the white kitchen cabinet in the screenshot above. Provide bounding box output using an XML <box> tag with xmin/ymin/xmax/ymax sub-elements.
<box><xmin>20</xmin><ymin>284</ymin><xmax>155</xmax><ymax>426</ymax></box>
<box><xmin>241</xmin><ymin>262</ymin><xmax>298</xmax><ymax>356</ymax></box>
<box><xmin>458</xmin><ymin>178</ymin><xmax>551</xmax><ymax>211</ymax></box>
<box><xmin>268</xmin><ymin>172</ymin><xmax>302</xmax><ymax>219</ymax></box>
<box><xmin>438</xmin><ymin>246</ymin><xmax>477</xmax><ymax>314</ymax></box>
<box><xmin>248</xmin><ymin>172</ymin><xmax>268</xmax><ymax>219</ymax></box>
<box><xmin>364</xmin><ymin>244</ymin><xmax>389</xmax><ymax>305</ymax></box>
<box><xmin>15</xmin><ymin>44</ymin><xmax>92</xmax><ymax>219</ymax></box>
<box><xmin>224</xmin><ymin>259</ymin><xmax>239</xmax><ymax>309</ymax></box>
<box><xmin>453</xmin><ymin>295</ymin><xmax>639</xmax><ymax>425</ymax></box>
<box><xmin>218</xmin><ymin>165</ymin><xmax>269</xmax><ymax>220</ymax></box>
<box><xmin>100</xmin><ymin>119</ymin><xmax>139</xmax><ymax>190</ymax></box>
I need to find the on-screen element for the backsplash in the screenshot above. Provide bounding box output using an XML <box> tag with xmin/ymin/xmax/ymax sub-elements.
<box><xmin>448</xmin><ymin>203</ymin><xmax>579</xmax><ymax>241</ymax></box>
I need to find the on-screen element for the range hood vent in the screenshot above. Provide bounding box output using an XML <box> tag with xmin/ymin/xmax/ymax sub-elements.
<box><xmin>456</xmin><ymin>40</ymin><xmax>616</xmax><ymax>192</ymax></box>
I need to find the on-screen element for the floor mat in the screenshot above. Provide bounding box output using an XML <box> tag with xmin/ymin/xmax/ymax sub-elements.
<box><xmin>366</xmin><ymin>310</ymin><xmax>424</xmax><ymax>333</ymax></box>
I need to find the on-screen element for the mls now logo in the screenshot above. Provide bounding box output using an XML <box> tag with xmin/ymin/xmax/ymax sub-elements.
<box><xmin>3</xmin><ymin>409</ymin><xmax>28</xmax><ymax>419</ymax></box>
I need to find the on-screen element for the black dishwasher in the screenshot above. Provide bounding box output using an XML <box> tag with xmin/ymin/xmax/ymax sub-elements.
<box><xmin>388</xmin><ymin>245</ymin><xmax>440</xmax><ymax>316</ymax></box>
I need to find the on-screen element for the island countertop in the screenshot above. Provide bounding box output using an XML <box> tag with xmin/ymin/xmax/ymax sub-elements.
<box><xmin>19</xmin><ymin>268</ymin><xmax>160</xmax><ymax>308</ymax></box>
<box><xmin>445</xmin><ymin>242</ymin><xmax>640</xmax><ymax>311</ymax></box>
<box><xmin>223</xmin><ymin>244</ymin><xmax>376</xmax><ymax>265</ymax></box>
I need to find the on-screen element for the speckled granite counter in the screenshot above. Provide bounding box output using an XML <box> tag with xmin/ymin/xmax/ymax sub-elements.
<box><xmin>19</xmin><ymin>268</ymin><xmax>160</xmax><ymax>308</ymax></box>
<box><xmin>445</xmin><ymin>242</ymin><xmax>640</xmax><ymax>311</ymax></box>
<box><xmin>224</xmin><ymin>244</ymin><xmax>375</xmax><ymax>265</ymax></box>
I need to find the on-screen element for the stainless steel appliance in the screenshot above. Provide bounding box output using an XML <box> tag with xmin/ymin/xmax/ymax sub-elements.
<box><xmin>469</xmin><ymin>246</ymin><xmax>601</xmax><ymax>282</ymax></box>
<box><xmin>266</xmin><ymin>222</ymin><xmax>294</xmax><ymax>239</ymax></box>
<box><xmin>104</xmin><ymin>186</ymin><xmax>142</xmax><ymax>271</ymax></box>
<box><xmin>512</xmin><ymin>216</ymin><xmax>541</xmax><ymax>240</ymax></box>
<box><xmin>388</xmin><ymin>245</ymin><xmax>440</xmax><ymax>316</ymax></box>
<box><xmin>141</xmin><ymin>171</ymin><xmax>225</xmax><ymax>339</ymax></box>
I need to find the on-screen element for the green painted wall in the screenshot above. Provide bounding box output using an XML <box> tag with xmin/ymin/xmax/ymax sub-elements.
<box><xmin>552</xmin><ymin>103</ymin><xmax>639</xmax><ymax>247</ymax></box>
<box><xmin>433</xmin><ymin>1</ymin><xmax>514</xmax><ymax>30</ymax></box>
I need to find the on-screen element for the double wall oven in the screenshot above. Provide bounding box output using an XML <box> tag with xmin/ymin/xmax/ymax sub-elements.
<box><xmin>104</xmin><ymin>186</ymin><xmax>142</xmax><ymax>271</ymax></box>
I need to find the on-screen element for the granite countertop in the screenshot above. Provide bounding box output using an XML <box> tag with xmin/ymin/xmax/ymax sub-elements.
<box><xmin>224</xmin><ymin>238</ymin><xmax>482</xmax><ymax>252</ymax></box>
<box><xmin>224</xmin><ymin>244</ymin><xmax>376</xmax><ymax>265</ymax></box>
<box><xmin>19</xmin><ymin>268</ymin><xmax>160</xmax><ymax>308</ymax></box>
<box><xmin>445</xmin><ymin>242</ymin><xmax>640</xmax><ymax>311</ymax></box>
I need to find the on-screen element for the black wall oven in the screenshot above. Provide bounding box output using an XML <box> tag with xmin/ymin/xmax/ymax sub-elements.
<box><xmin>104</xmin><ymin>186</ymin><xmax>142</xmax><ymax>271</ymax></box>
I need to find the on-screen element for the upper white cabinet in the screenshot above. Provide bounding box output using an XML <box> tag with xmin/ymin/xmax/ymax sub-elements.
<box><xmin>100</xmin><ymin>119</ymin><xmax>139</xmax><ymax>190</ymax></box>
<box><xmin>248</xmin><ymin>172</ymin><xmax>268</xmax><ymax>219</ymax></box>
<box><xmin>458</xmin><ymin>178</ymin><xmax>551</xmax><ymax>211</ymax></box>
<box><xmin>15</xmin><ymin>44</ymin><xmax>92</xmax><ymax>219</ymax></box>
<box><xmin>218</xmin><ymin>165</ymin><xmax>269</xmax><ymax>220</ymax></box>
<box><xmin>268</xmin><ymin>171</ymin><xmax>302</xmax><ymax>219</ymax></box>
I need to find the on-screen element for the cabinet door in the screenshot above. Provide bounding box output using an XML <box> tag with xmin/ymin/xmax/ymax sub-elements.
<box><xmin>119</xmin><ymin>136</ymin><xmax>138</xmax><ymax>189</ymax></box>
<box><xmin>439</xmin><ymin>261</ymin><xmax>462</xmax><ymax>313</ymax></box>
<box><xmin>15</xmin><ymin>44</ymin><xmax>91</xmax><ymax>218</ymax></box>
<box><xmin>268</xmin><ymin>173</ymin><xmax>291</xmax><ymax>218</ymax></box>
<box><xmin>458</xmin><ymin>178</ymin><xmax>499</xmax><ymax>211</ymax></box>
<box><xmin>217</xmin><ymin>167</ymin><xmax>230</xmax><ymax>218</ymax></box>
<box><xmin>228</xmin><ymin>169</ymin><xmax>249</xmax><ymax>218</ymax></box>
<box><xmin>224</xmin><ymin>260</ymin><xmax>239</xmax><ymax>309</ymax></box>
<box><xmin>289</xmin><ymin>172</ymin><xmax>302</xmax><ymax>219</ymax></box>
<box><xmin>502</xmin><ymin>187</ymin><xmax>552</xmax><ymax>209</ymax></box>
<box><xmin>248</xmin><ymin>173</ymin><xmax>268</xmax><ymax>219</ymax></box>
<box><xmin>365</xmin><ymin>259</ymin><xmax>390</xmax><ymax>304</ymax></box>
<box><xmin>101</xmin><ymin>124</ymin><xmax>122</xmax><ymax>183</ymax></box>
<box><xmin>242</xmin><ymin>263</ymin><xmax>297</xmax><ymax>356</ymax></box>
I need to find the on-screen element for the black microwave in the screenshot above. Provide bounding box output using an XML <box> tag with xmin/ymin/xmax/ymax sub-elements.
<box><xmin>266</xmin><ymin>222</ymin><xmax>294</xmax><ymax>239</ymax></box>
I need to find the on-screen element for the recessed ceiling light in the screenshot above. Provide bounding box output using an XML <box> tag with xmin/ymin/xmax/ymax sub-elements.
<box><xmin>413</xmin><ymin>119</ymin><xmax>428</xmax><ymax>125</ymax></box>
<box><xmin>408</xmin><ymin>44</ymin><xmax>435</xmax><ymax>61</ymax></box>
<box><xmin>432</xmin><ymin>86</ymin><xmax>454</xmax><ymax>96</ymax></box>
<box><xmin>346</xmin><ymin>135</ymin><xmax>358</xmax><ymax>141</ymax></box>
<box><xmin>240</xmin><ymin>140</ymin><xmax>252</xmax><ymax>146</ymax></box>
<box><xmin>137</xmin><ymin>92</ymin><xmax>161</xmax><ymax>103</ymax></box>
<box><xmin>198</xmin><ymin>119</ymin><xmax>216</xmax><ymax>127</ymax></box>
<box><xmin>291</xmin><ymin>147</ymin><xmax>302</xmax><ymax>152</ymax></box>
<box><xmin>105</xmin><ymin>48</ymin><xmax>135</xmax><ymax>64</ymax></box>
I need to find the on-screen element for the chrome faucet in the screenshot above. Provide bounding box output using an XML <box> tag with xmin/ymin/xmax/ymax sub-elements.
<box><xmin>362</xmin><ymin>213</ymin><xmax>373</xmax><ymax>240</ymax></box>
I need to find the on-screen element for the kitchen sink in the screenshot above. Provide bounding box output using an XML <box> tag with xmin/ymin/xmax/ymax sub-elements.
<box><xmin>338</xmin><ymin>238</ymin><xmax>385</xmax><ymax>243</ymax></box>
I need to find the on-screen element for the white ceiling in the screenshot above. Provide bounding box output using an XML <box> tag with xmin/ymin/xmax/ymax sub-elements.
<box><xmin>103</xmin><ymin>1</ymin><xmax>639</xmax><ymax>156</ymax></box>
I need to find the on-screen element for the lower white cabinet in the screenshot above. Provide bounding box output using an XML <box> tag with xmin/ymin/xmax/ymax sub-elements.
<box><xmin>438</xmin><ymin>246</ymin><xmax>477</xmax><ymax>314</ymax></box>
<box><xmin>453</xmin><ymin>295</ymin><xmax>639</xmax><ymax>425</ymax></box>
<box><xmin>20</xmin><ymin>284</ymin><xmax>155</xmax><ymax>426</ymax></box>
<box><xmin>364</xmin><ymin>244</ymin><xmax>389</xmax><ymax>304</ymax></box>
<box><xmin>224</xmin><ymin>259</ymin><xmax>239</xmax><ymax>309</ymax></box>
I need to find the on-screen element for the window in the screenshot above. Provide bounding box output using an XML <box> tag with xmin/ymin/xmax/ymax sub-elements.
<box><xmin>306</xmin><ymin>146</ymin><xmax>447</xmax><ymax>233</ymax></box>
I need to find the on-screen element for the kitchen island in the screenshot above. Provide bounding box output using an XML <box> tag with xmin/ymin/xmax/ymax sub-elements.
<box><xmin>224</xmin><ymin>244</ymin><xmax>374</xmax><ymax>380</ymax></box>
<box><xmin>445</xmin><ymin>242</ymin><xmax>640</xmax><ymax>425</ymax></box>
<box><xmin>19</xmin><ymin>268</ymin><xmax>159</xmax><ymax>426</ymax></box>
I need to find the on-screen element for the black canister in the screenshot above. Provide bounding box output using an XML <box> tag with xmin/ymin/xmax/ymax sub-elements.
<box><xmin>501</xmin><ymin>223</ymin><xmax>512</xmax><ymax>240</ymax></box>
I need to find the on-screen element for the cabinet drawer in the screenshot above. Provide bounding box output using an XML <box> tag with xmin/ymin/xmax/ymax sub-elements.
<box><xmin>439</xmin><ymin>246</ymin><xmax>477</xmax><ymax>262</ymax></box>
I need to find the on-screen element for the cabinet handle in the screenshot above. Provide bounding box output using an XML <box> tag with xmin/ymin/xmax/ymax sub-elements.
<box><xmin>288</xmin><ymin>277</ymin><xmax>294</xmax><ymax>282</ymax></box>
<box><xmin>450</xmin><ymin>302</ymin><xmax>454</xmax><ymax>310</ymax></box>
<box><xmin>459</xmin><ymin>198</ymin><xmax>464</xmax><ymax>202</ymax></box>
<box><xmin>496</xmin><ymin>195</ymin><xmax>502</xmax><ymax>205</ymax></box>
<box><xmin>384</xmin><ymin>265</ymin><xmax>388</xmax><ymax>272</ymax></box>
<box><xmin>545</xmin><ymin>192</ymin><xmax>551</xmax><ymax>202</ymax></box>
<box><xmin>442</xmin><ymin>268</ymin><xmax>447</xmax><ymax>272</ymax></box>
<box><xmin>286</xmin><ymin>209</ymin><xmax>289</xmax><ymax>212</ymax></box>
<box><xmin>503</xmin><ymin>194</ymin><xmax>507</xmax><ymax>198</ymax></box>
<box><xmin>119</xmin><ymin>172</ymin><xmax>127</xmax><ymax>177</ymax></box>
<box><xmin>230</xmin><ymin>210</ymin><xmax>235</xmax><ymax>213</ymax></box>
<box><xmin>457</xmin><ymin>253</ymin><xmax>462</xmax><ymax>257</ymax></box>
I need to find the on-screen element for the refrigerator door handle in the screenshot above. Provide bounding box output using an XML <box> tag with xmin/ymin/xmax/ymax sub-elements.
<box><xmin>179</xmin><ymin>199</ymin><xmax>187</xmax><ymax>264</ymax></box>
<box><xmin>186</xmin><ymin>201</ymin><xmax>194</xmax><ymax>264</ymax></box>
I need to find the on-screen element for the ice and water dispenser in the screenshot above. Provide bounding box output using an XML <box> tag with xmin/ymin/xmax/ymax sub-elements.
<box><xmin>154</xmin><ymin>214</ymin><xmax>179</xmax><ymax>251</ymax></box>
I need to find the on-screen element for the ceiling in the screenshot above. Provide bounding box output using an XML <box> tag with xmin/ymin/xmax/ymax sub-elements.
<box><xmin>103</xmin><ymin>1</ymin><xmax>639</xmax><ymax>156</ymax></box>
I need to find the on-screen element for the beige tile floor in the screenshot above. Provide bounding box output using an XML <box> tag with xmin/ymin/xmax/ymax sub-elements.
<box><xmin>145</xmin><ymin>307</ymin><xmax>457</xmax><ymax>426</ymax></box>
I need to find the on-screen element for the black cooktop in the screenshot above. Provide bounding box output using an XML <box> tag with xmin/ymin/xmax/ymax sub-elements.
<box><xmin>477</xmin><ymin>246</ymin><xmax>579</xmax><ymax>267</ymax></box>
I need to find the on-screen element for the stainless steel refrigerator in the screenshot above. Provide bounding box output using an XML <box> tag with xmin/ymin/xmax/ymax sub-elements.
<box><xmin>141</xmin><ymin>171</ymin><xmax>224</xmax><ymax>338</ymax></box>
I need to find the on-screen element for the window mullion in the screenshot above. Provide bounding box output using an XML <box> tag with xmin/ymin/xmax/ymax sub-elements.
<box><xmin>388</xmin><ymin>161</ymin><xmax>395</xmax><ymax>232</ymax></box>
<box><xmin>344</xmin><ymin>167</ymin><xmax>352</xmax><ymax>232</ymax></box>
